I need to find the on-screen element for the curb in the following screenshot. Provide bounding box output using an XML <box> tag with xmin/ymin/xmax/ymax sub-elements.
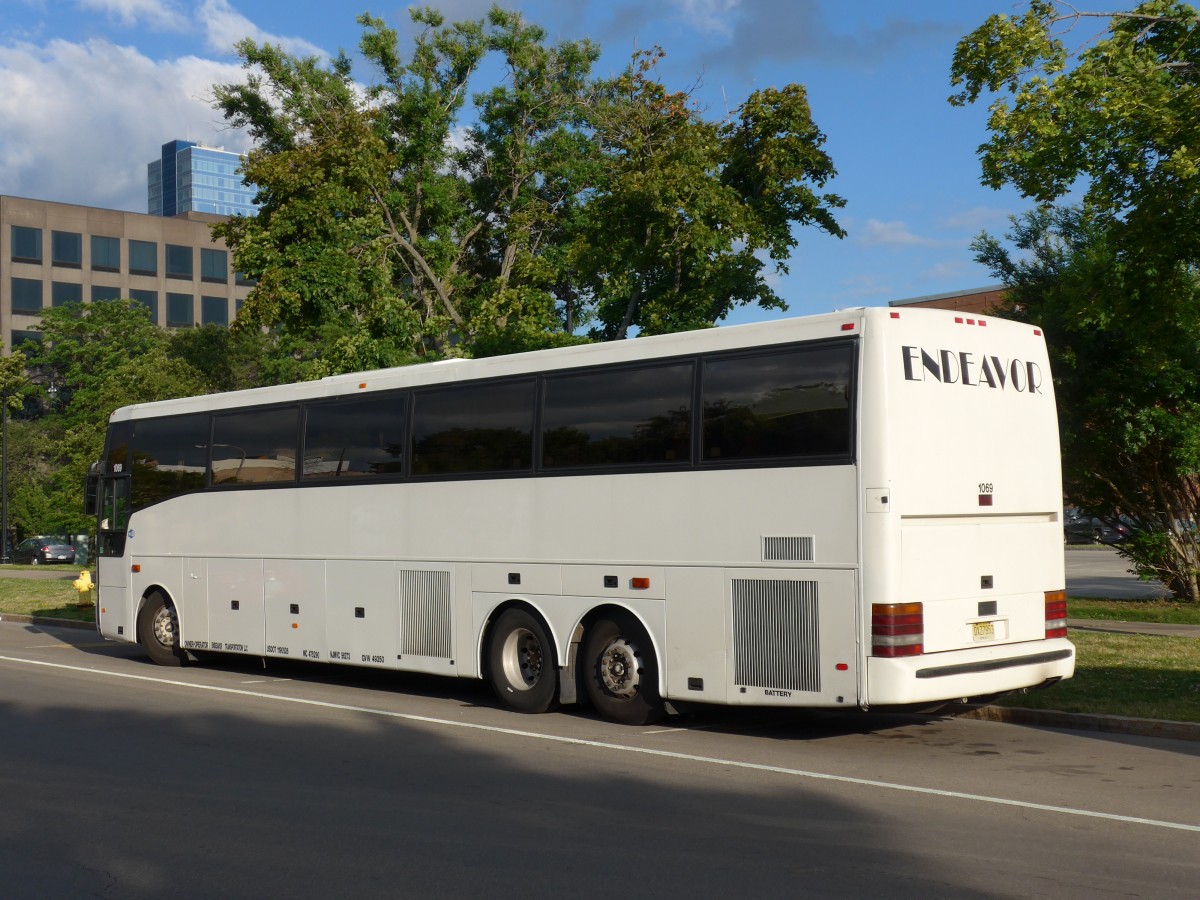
<box><xmin>0</xmin><ymin>614</ymin><xmax>96</xmax><ymax>631</ymax></box>
<box><xmin>958</xmin><ymin>704</ymin><xmax>1200</xmax><ymax>742</ymax></box>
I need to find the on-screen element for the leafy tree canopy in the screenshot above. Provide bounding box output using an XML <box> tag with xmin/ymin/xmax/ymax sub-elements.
<box><xmin>954</xmin><ymin>2</ymin><xmax>1200</xmax><ymax>600</ymax></box>
<box><xmin>213</xmin><ymin>5</ymin><xmax>844</xmax><ymax>372</ymax></box>
<box><xmin>951</xmin><ymin>0</ymin><xmax>1200</xmax><ymax>274</ymax></box>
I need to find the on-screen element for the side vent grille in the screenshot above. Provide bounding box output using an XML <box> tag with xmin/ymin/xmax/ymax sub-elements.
<box><xmin>732</xmin><ymin>579</ymin><xmax>820</xmax><ymax>692</ymax></box>
<box><xmin>762</xmin><ymin>536</ymin><xmax>815</xmax><ymax>562</ymax></box>
<box><xmin>399</xmin><ymin>569</ymin><xmax>452</xmax><ymax>659</ymax></box>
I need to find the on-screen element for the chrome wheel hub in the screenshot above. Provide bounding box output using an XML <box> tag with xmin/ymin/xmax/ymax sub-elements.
<box><xmin>501</xmin><ymin>627</ymin><xmax>543</xmax><ymax>691</ymax></box>
<box><xmin>598</xmin><ymin>638</ymin><xmax>641</xmax><ymax>699</ymax></box>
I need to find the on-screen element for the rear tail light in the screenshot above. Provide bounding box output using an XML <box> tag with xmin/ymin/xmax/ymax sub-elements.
<box><xmin>872</xmin><ymin>602</ymin><xmax>924</xmax><ymax>657</ymax></box>
<box><xmin>1045</xmin><ymin>590</ymin><xmax>1068</xmax><ymax>638</ymax></box>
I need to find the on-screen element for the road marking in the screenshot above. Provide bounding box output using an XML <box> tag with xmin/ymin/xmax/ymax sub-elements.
<box><xmin>3</xmin><ymin>652</ymin><xmax>1198</xmax><ymax>835</ymax></box>
<box><xmin>25</xmin><ymin>642</ymin><xmax>112</xmax><ymax>650</ymax></box>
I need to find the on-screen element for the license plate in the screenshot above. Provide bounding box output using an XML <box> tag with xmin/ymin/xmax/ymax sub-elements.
<box><xmin>972</xmin><ymin>621</ymin><xmax>996</xmax><ymax>641</ymax></box>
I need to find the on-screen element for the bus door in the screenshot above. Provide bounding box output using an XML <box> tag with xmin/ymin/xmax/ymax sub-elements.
<box><xmin>95</xmin><ymin>473</ymin><xmax>132</xmax><ymax>636</ymax></box>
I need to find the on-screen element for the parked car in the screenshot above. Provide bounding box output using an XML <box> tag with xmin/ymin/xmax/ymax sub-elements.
<box><xmin>1064</xmin><ymin>508</ymin><xmax>1130</xmax><ymax>544</ymax></box>
<box><xmin>13</xmin><ymin>538</ymin><xmax>76</xmax><ymax>565</ymax></box>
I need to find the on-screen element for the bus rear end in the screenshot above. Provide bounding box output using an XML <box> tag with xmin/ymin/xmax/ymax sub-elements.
<box><xmin>859</xmin><ymin>307</ymin><xmax>1073</xmax><ymax>707</ymax></box>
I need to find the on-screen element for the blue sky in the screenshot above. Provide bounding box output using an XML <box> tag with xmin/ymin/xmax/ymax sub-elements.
<box><xmin>0</xmin><ymin>0</ymin><xmax>1031</xmax><ymax>322</ymax></box>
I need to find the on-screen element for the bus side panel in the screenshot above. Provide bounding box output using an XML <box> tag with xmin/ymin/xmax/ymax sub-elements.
<box><xmin>325</xmin><ymin>560</ymin><xmax>400</xmax><ymax>669</ymax></box>
<box><xmin>662</xmin><ymin>567</ymin><xmax>729</xmax><ymax>705</ymax></box>
<box><xmin>723</xmin><ymin>568</ymin><xmax>858</xmax><ymax>708</ymax></box>
<box><xmin>206</xmin><ymin>558</ymin><xmax>266</xmax><ymax>656</ymax></box>
<box><xmin>265</xmin><ymin>559</ymin><xmax>327</xmax><ymax>662</ymax></box>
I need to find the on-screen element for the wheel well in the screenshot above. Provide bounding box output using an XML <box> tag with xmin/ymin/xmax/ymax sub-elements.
<box><xmin>479</xmin><ymin>599</ymin><xmax>558</xmax><ymax>678</ymax></box>
<box><xmin>134</xmin><ymin>585</ymin><xmax>174</xmax><ymax>642</ymax></box>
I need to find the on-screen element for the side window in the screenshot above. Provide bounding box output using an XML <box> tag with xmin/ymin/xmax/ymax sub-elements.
<box><xmin>129</xmin><ymin>239</ymin><xmax>157</xmax><ymax>275</ymax></box>
<box><xmin>91</xmin><ymin>235</ymin><xmax>120</xmax><ymax>272</ymax></box>
<box><xmin>166</xmin><ymin>244</ymin><xmax>193</xmax><ymax>280</ymax></box>
<box><xmin>303</xmin><ymin>393</ymin><xmax>408</xmax><ymax>479</ymax></box>
<box><xmin>211</xmin><ymin>406</ymin><xmax>299</xmax><ymax>485</ymax></box>
<box><xmin>542</xmin><ymin>362</ymin><xmax>693</xmax><ymax>469</ymax></box>
<box><xmin>701</xmin><ymin>342</ymin><xmax>855</xmax><ymax>463</ymax></box>
<box><xmin>129</xmin><ymin>413</ymin><xmax>210</xmax><ymax>510</ymax></box>
<box><xmin>11</xmin><ymin>225</ymin><xmax>42</xmax><ymax>263</ymax></box>
<box><xmin>412</xmin><ymin>380</ymin><xmax>534</xmax><ymax>476</ymax></box>
<box><xmin>51</xmin><ymin>230</ymin><xmax>82</xmax><ymax>268</ymax></box>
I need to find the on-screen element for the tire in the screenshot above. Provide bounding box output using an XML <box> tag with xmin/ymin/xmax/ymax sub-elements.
<box><xmin>30</xmin><ymin>557</ymin><xmax>39</xmax><ymax>566</ymax></box>
<box><xmin>583</xmin><ymin>613</ymin><xmax>664</xmax><ymax>725</ymax></box>
<box><xmin>487</xmin><ymin>608</ymin><xmax>560</xmax><ymax>714</ymax></box>
<box><xmin>137</xmin><ymin>591</ymin><xmax>187</xmax><ymax>667</ymax></box>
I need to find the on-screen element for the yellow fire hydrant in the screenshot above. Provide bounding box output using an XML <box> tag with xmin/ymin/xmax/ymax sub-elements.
<box><xmin>73</xmin><ymin>570</ymin><xmax>94</xmax><ymax>606</ymax></box>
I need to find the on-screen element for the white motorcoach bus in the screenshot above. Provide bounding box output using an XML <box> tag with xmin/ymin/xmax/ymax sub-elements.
<box><xmin>87</xmin><ymin>307</ymin><xmax>1074</xmax><ymax>724</ymax></box>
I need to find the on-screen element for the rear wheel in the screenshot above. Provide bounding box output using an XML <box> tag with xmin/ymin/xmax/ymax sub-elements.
<box><xmin>583</xmin><ymin>613</ymin><xmax>664</xmax><ymax>725</ymax></box>
<box><xmin>487</xmin><ymin>608</ymin><xmax>560</xmax><ymax>714</ymax></box>
<box><xmin>30</xmin><ymin>557</ymin><xmax>40</xmax><ymax>566</ymax></box>
<box><xmin>137</xmin><ymin>591</ymin><xmax>187</xmax><ymax>667</ymax></box>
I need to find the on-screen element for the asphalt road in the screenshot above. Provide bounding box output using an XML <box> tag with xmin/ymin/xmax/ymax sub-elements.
<box><xmin>1065</xmin><ymin>546</ymin><xmax>1170</xmax><ymax>599</ymax></box>
<box><xmin>1</xmin><ymin>620</ymin><xmax>1197</xmax><ymax>898</ymax></box>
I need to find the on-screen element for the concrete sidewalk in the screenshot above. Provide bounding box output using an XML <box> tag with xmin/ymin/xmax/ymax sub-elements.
<box><xmin>1067</xmin><ymin>618</ymin><xmax>1200</xmax><ymax>638</ymax></box>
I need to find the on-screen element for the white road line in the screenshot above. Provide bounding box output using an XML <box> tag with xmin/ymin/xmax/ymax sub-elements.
<box><xmin>3</xmin><ymin>653</ymin><xmax>1198</xmax><ymax>835</ymax></box>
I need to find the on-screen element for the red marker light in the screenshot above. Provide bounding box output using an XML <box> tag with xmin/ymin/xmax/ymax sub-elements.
<box><xmin>841</xmin><ymin>322</ymin><xmax>855</xmax><ymax>331</ymax></box>
<box><xmin>631</xmin><ymin>577</ymin><xmax>650</xmax><ymax>590</ymax></box>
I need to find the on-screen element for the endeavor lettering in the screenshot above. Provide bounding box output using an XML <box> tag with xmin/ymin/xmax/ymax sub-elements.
<box><xmin>901</xmin><ymin>346</ymin><xmax>1043</xmax><ymax>394</ymax></box>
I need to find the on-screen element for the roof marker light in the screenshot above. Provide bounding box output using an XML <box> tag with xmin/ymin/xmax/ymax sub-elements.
<box><xmin>359</xmin><ymin>382</ymin><xmax>368</xmax><ymax>389</ymax></box>
<box><xmin>890</xmin><ymin>312</ymin><xmax>900</xmax><ymax>319</ymax></box>
<box><xmin>954</xmin><ymin>317</ymin><xmax>964</xmax><ymax>324</ymax></box>
<box><xmin>841</xmin><ymin>322</ymin><xmax>855</xmax><ymax>331</ymax></box>
<box><xmin>1034</xmin><ymin>329</ymin><xmax>1042</xmax><ymax>336</ymax></box>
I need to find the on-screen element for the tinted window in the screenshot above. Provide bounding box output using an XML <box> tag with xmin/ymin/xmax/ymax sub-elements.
<box><xmin>211</xmin><ymin>406</ymin><xmax>299</xmax><ymax>484</ymax></box>
<box><xmin>11</xmin><ymin>277</ymin><xmax>42</xmax><ymax>313</ymax></box>
<box><xmin>412</xmin><ymin>380</ymin><xmax>534</xmax><ymax>476</ymax></box>
<box><xmin>303</xmin><ymin>394</ymin><xmax>408</xmax><ymax>480</ymax></box>
<box><xmin>91</xmin><ymin>235</ymin><xmax>120</xmax><ymax>271</ymax></box>
<box><xmin>11</xmin><ymin>225</ymin><xmax>41</xmax><ymax>262</ymax></box>
<box><xmin>166</xmin><ymin>244</ymin><xmax>193</xmax><ymax>279</ymax></box>
<box><xmin>201</xmin><ymin>248</ymin><xmax>228</xmax><ymax>282</ymax></box>
<box><xmin>51</xmin><ymin>231</ymin><xmax>82</xmax><ymax>267</ymax></box>
<box><xmin>52</xmin><ymin>281</ymin><xmax>82</xmax><ymax>306</ymax></box>
<box><xmin>129</xmin><ymin>239</ymin><xmax>157</xmax><ymax>275</ymax></box>
<box><xmin>11</xmin><ymin>330</ymin><xmax>42</xmax><ymax>349</ymax></box>
<box><xmin>201</xmin><ymin>295</ymin><xmax>228</xmax><ymax>326</ymax></box>
<box><xmin>702</xmin><ymin>342</ymin><xmax>854</xmax><ymax>463</ymax></box>
<box><xmin>129</xmin><ymin>289</ymin><xmax>158</xmax><ymax>323</ymax></box>
<box><xmin>92</xmin><ymin>285</ymin><xmax>121</xmax><ymax>302</ymax></box>
<box><xmin>129</xmin><ymin>413</ymin><xmax>210</xmax><ymax>510</ymax></box>
<box><xmin>542</xmin><ymin>363</ymin><xmax>693</xmax><ymax>469</ymax></box>
<box><xmin>166</xmin><ymin>293</ymin><xmax>193</xmax><ymax>327</ymax></box>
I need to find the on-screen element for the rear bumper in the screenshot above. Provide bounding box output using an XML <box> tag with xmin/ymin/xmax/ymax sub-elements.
<box><xmin>866</xmin><ymin>638</ymin><xmax>1075</xmax><ymax>706</ymax></box>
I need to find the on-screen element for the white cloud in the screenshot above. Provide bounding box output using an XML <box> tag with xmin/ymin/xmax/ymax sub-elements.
<box><xmin>76</xmin><ymin>0</ymin><xmax>189</xmax><ymax>30</ymax></box>
<box><xmin>857</xmin><ymin>219</ymin><xmax>968</xmax><ymax>248</ymax></box>
<box><xmin>198</xmin><ymin>0</ymin><xmax>325</xmax><ymax>58</ymax></box>
<box><xmin>668</xmin><ymin>0</ymin><xmax>742</xmax><ymax>36</ymax></box>
<box><xmin>942</xmin><ymin>206</ymin><xmax>1012</xmax><ymax>231</ymax></box>
<box><xmin>0</xmin><ymin>37</ymin><xmax>249</xmax><ymax>211</ymax></box>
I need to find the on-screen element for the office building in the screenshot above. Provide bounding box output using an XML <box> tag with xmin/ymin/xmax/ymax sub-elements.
<box><xmin>2</xmin><ymin>194</ymin><xmax>253</xmax><ymax>353</ymax></box>
<box><xmin>148</xmin><ymin>140</ymin><xmax>258</xmax><ymax>218</ymax></box>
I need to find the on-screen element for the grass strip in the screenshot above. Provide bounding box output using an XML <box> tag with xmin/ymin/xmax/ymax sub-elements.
<box><xmin>0</xmin><ymin>576</ymin><xmax>95</xmax><ymax>623</ymax></box>
<box><xmin>1068</xmin><ymin>597</ymin><xmax>1200</xmax><ymax>625</ymax></box>
<box><xmin>1000</xmin><ymin>630</ymin><xmax>1200</xmax><ymax>723</ymax></box>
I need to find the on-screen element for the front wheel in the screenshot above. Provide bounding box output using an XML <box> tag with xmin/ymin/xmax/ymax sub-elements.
<box><xmin>487</xmin><ymin>608</ymin><xmax>560</xmax><ymax>714</ymax></box>
<box><xmin>583</xmin><ymin>613</ymin><xmax>664</xmax><ymax>725</ymax></box>
<box><xmin>137</xmin><ymin>590</ymin><xmax>187</xmax><ymax>667</ymax></box>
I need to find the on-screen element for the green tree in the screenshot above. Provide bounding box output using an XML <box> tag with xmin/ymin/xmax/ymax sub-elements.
<box><xmin>974</xmin><ymin>208</ymin><xmax>1200</xmax><ymax>601</ymax></box>
<box><xmin>952</xmin><ymin>2</ymin><xmax>1200</xmax><ymax>600</ymax></box>
<box><xmin>950</xmin><ymin>0</ymin><xmax>1200</xmax><ymax>271</ymax></box>
<box><xmin>213</xmin><ymin>6</ymin><xmax>844</xmax><ymax>369</ymax></box>
<box><xmin>23</xmin><ymin>301</ymin><xmax>210</xmax><ymax>536</ymax></box>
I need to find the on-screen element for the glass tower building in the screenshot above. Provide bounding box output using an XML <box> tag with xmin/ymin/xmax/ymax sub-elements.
<box><xmin>148</xmin><ymin>140</ymin><xmax>258</xmax><ymax>218</ymax></box>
